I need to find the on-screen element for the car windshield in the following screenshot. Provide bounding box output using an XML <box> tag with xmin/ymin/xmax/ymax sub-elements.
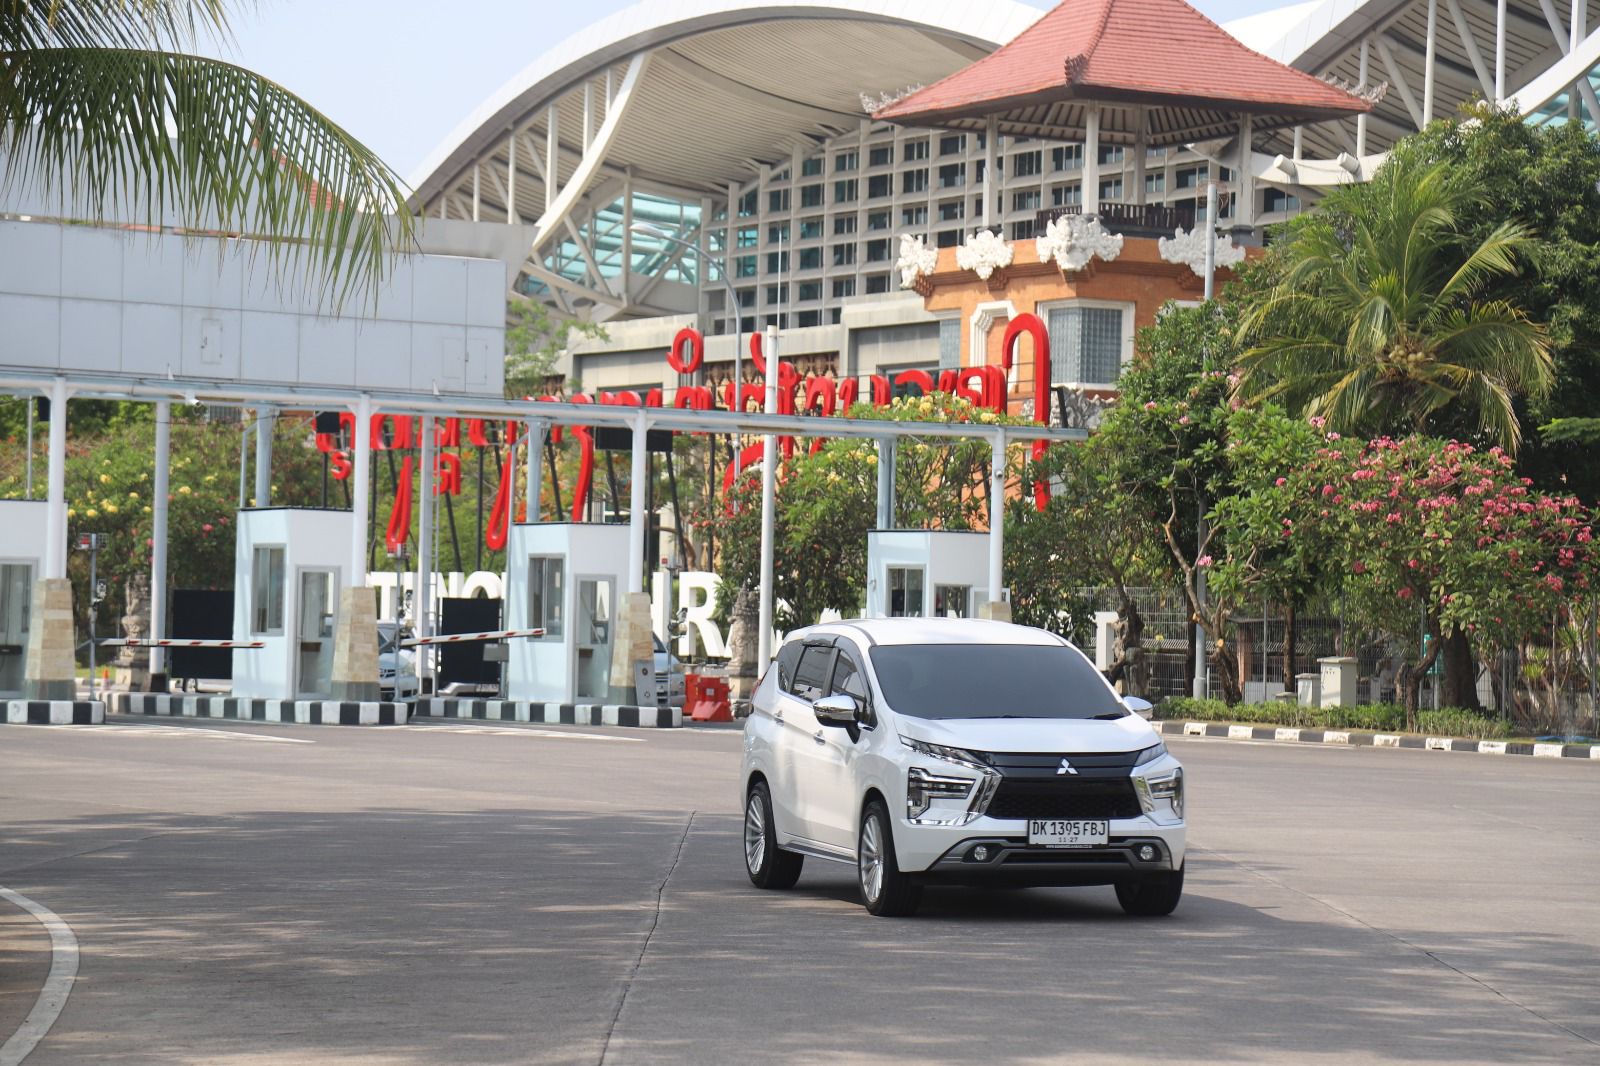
<box><xmin>378</xmin><ymin>628</ymin><xmax>399</xmax><ymax>655</ymax></box>
<box><xmin>867</xmin><ymin>643</ymin><xmax>1125</xmax><ymax>720</ymax></box>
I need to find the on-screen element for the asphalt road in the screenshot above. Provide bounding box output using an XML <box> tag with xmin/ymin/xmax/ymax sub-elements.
<box><xmin>1</xmin><ymin>717</ymin><xmax>1596</xmax><ymax>1065</ymax></box>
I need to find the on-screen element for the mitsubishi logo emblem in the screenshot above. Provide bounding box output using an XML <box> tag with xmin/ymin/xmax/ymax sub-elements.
<box><xmin>1056</xmin><ymin>758</ymin><xmax>1077</xmax><ymax>776</ymax></box>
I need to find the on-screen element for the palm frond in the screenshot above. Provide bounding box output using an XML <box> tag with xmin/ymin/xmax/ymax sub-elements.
<box><xmin>1</xmin><ymin>45</ymin><xmax>413</xmax><ymax>308</ymax></box>
<box><xmin>1</xmin><ymin>1</ymin><xmax>231</xmax><ymax>51</ymax></box>
<box><xmin>1431</xmin><ymin>221</ymin><xmax>1533</xmax><ymax>306</ymax></box>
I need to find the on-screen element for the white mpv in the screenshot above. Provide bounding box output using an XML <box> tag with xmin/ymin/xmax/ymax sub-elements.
<box><xmin>740</xmin><ymin>618</ymin><xmax>1186</xmax><ymax>917</ymax></box>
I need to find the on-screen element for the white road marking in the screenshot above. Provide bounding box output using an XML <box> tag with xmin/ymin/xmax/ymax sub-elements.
<box><xmin>0</xmin><ymin>887</ymin><xmax>78</xmax><ymax>1066</ymax></box>
<box><xmin>415</xmin><ymin>725</ymin><xmax>644</xmax><ymax>743</ymax></box>
<box><xmin>91</xmin><ymin>724</ymin><xmax>313</xmax><ymax>744</ymax></box>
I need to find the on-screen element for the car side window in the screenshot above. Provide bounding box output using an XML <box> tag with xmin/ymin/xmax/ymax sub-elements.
<box><xmin>775</xmin><ymin>641</ymin><xmax>804</xmax><ymax>693</ymax></box>
<box><xmin>830</xmin><ymin>654</ymin><xmax>869</xmax><ymax>703</ymax></box>
<box><xmin>790</xmin><ymin>645</ymin><xmax>835</xmax><ymax>702</ymax></box>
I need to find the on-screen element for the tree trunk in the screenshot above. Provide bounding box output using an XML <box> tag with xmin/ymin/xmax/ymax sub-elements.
<box><xmin>1211</xmin><ymin>642</ymin><xmax>1244</xmax><ymax>705</ymax></box>
<box><xmin>1184</xmin><ymin>610</ymin><xmax>1197</xmax><ymax>698</ymax></box>
<box><xmin>1397</xmin><ymin>666</ymin><xmax>1420</xmax><ymax>727</ymax></box>
<box><xmin>1439</xmin><ymin>628</ymin><xmax>1481</xmax><ymax>711</ymax></box>
<box><xmin>1280</xmin><ymin>600</ymin><xmax>1297</xmax><ymax>695</ymax></box>
<box><xmin>1106</xmin><ymin>596</ymin><xmax>1146</xmax><ymax>697</ymax></box>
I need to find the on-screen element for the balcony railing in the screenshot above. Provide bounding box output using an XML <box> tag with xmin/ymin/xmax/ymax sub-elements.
<box><xmin>1035</xmin><ymin>201</ymin><xmax>1198</xmax><ymax>238</ymax></box>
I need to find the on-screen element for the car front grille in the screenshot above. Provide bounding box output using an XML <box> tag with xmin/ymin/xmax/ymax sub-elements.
<box><xmin>984</xmin><ymin>777</ymin><xmax>1143</xmax><ymax>821</ymax></box>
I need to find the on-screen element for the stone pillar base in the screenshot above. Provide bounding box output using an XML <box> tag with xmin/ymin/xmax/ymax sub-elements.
<box><xmin>329</xmin><ymin>586</ymin><xmax>381</xmax><ymax>704</ymax></box>
<box><xmin>608</xmin><ymin>592</ymin><xmax>655</xmax><ymax>707</ymax></box>
<box><xmin>977</xmin><ymin>600</ymin><xmax>1012</xmax><ymax>623</ymax></box>
<box><xmin>24</xmin><ymin>578</ymin><xmax>77</xmax><ymax>702</ymax></box>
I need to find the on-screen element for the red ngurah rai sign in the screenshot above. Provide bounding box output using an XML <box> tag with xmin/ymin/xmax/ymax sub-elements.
<box><xmin>316</xmin><ymin>316</ymin><xmax>1054</xmax><ymax>552</ymax></box>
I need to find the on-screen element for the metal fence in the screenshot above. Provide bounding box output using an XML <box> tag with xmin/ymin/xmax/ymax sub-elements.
<box><xmin>1078</xmin><ymin>587</ymin><xmax>1600</xmax><ymax>738</ymax></box>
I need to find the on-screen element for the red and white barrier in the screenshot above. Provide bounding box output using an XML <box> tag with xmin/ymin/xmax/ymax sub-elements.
<box><xmin>98</xmin><ymin>638</ymin><xmax>266</xmax><ymax>649</ymax></box>
<box><xmin>400</xmin><ymin>628</ymin><xmax>545</xmax><ymax>648</ymax></box>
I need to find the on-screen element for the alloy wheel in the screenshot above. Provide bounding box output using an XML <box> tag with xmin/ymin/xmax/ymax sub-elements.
<box><xmin>859</xmin><ymin>813</ymin><xmax>884</xmax><ymax>902</ymax></box>
<box><xmin>744</xmin><ymin>791</ymin><xmax>767</xmax><ymax>874</ymax></box>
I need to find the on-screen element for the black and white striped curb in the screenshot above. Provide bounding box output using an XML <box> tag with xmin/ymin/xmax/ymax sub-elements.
<box><xmin>112</xmin><ymin>692</ymin><xmax>407</xmax><ymax>725</ymax></box>
<box><xmin>1154</xmin><ymin>720</ymin><xmax>1598</xmax><ymax>761</ymax></box>
<box><xmin>3</xmin><ymin>700</ymin><xmax>105</xmax><ymax>725</ymax></box>
<box><xmin>411</xmin><ymin>698</ymin><xmax>681</xmax><ymax>729</ymax></box>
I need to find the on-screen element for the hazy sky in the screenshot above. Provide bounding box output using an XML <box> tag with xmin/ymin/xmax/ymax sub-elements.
<box><xmin>208</xmin><ymin>0</ymin><xmax>1293</xmax><ymax>182</ymax></box>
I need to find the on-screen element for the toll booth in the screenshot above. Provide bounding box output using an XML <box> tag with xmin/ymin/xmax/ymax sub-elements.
<box><xmin>0</xmin><ymin>500</ymin><xmax>48</xmax><ymax>697</ymax></box>
<box><xmin>504</xmin><ymin>522</ymin><xmax>630</xmax><ymax>704</ymax></box>
<box><xmin>230</xmin><ymin>507</ymin><xmax>353</xmax><ymax>700</ymax></box>
<box><xmin>866</xmin><ymin>530</ymin><xmax>989</xmax><ymax>619</ymax></box>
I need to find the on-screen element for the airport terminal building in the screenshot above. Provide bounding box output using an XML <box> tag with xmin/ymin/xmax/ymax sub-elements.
<box><xmin>408</xmin><ymin>0</ymin><xmax>1599</xmax><ymax>400</ymax></box>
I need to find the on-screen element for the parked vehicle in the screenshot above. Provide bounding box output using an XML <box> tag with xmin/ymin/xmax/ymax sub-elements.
<box><xmin>377</xmin><ymin>623</ymin><xmax>420</xmax><ymax>702</ymax></box>
<box><xmin>740</xmin><ymin>618</ymin><xmax>1185</xmax><ymax>917</ymax></box>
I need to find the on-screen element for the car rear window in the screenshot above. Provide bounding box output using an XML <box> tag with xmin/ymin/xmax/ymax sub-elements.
<box><xmin>867</xmin><ymin>643</ymin><xmax>1124</xmax><ymax>720</ymax></box>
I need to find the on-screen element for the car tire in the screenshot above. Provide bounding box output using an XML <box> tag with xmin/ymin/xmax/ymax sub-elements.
<box><xmin>1115</xmin><ymin>867</ymin><xmax>1184</xmax><ymax>916</ymax></box>
<box><xmin>744</xmin><ymin>781</ymin><xmax>803</xmax><ymax>889</ymax></box>
<box><xmin>858</xmin><ymin>799</ymin><xmax>921</xmax><ymax>917</ymax></box>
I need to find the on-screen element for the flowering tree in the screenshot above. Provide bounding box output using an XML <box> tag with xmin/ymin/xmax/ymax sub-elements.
<box><xmin>1302</xmin><ymin>435</ymin><xmax>1597</xmax><ymax>722</ymax></box>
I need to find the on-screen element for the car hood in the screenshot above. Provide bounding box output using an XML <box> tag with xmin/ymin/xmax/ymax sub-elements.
<box><xmin>895</xmin><ymin>713</ymin><xmax>1157</xmax><ymax>754</ymax></box>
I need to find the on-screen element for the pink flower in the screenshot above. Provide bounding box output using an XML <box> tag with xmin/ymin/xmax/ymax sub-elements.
<box><xmin>1308</xmin><ymin>416</ymin><xmax>1326</xmax><ymax>429</ymax></box>
<box><xmin>1546</xmin><ymin>574</ymin><xmax>1565</xmax><ymax>592</ymax></box>
<box><xmin>202</xmin><ymin>524</ymin><xmax>214</xmax><ymax>533</ymax></box>
<box><xmin>1196</xmin><ymin>555</ymin><xmax>1213</xmax><ymax>567</ymax></box>
<box><xmin>1143</xmin><ymin>401</ymin><xmax>1158</xmax><ymax>411</ymax></box>
<box><xmin>1326</xmin><ymin>432</ymin><xmax>1341</xmax><ymax>441</ymax></box>
<box><xmin>1352</xmin><ymin>561</ymin><xmax>1366</xmax><ymax>574</ymax></box>
<box><xmin>1178</xmin><ymin>415</ymin><xmax>1192</xmax><ymax>425</ymax></box>
<box><xmin>1274</xmin><ymin>477</ymin><xmax>1287</xmax><ymax>487</ymax></box>
<box><xmin>1407</xmin><ymin>559</ymin><xmax>1418</xmax><ymax>569</ymax></box>
<box><xmin>1397</xmin><ymin>586</ymin><xmax>1414</xmax><ymax>601</ymax></box>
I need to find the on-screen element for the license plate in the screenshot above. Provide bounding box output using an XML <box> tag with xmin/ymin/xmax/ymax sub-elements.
<box><xmin>1027</xmin><ymin>819</ymin><xmax>1109</xmax><ymax>847</ymax></box>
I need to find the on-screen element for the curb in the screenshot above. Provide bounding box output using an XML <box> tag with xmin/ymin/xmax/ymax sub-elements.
<box><xmin>1154</xmin><ymin>720</ymin><xmax>1599</xmax><ymax>761</ymax></box>
<box><xmin>3</xmin><ymin>700</ymin><xmax>105</xmax><ymax>725</ymax></box>
<box><xmin>113</xmin><ymin>692</ymin><xmax>407</xmax><ymax>725</ymax></box>
<box><xmin>411</xmin><ymin>697</ymin><xmax>681</xmax><ymax>729</ymax></box>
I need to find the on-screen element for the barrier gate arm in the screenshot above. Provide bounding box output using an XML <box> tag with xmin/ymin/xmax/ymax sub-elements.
<box><xmin>400</xmin><ymin>629</ymin><xmax>545</xmax><ymax>648</ymax></box>
<box><xmin>97</xmin><ymin>638</ymin><xmax>266</xmax><ymax>648</ymax></box>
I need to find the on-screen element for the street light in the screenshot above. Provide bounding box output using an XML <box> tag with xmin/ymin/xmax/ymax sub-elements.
<box><xmin>629</xmin><ymin>222</ymin><xmax>741</xmax><ymax>413</ymax></box>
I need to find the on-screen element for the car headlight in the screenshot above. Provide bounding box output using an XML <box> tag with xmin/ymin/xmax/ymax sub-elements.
<box><xmin>900</xmin><ymin>736</ymin><xmax>991</xmax><ymax>771</ymax></box>
<box><xmin>1133</xmin><ymin>767</ymin><xmax>1184</xmax><ymax>820</ymax></box>
<box><xmin>1133</xmin><ymin>740</ymin><xmax>1167</xmax><ymax>766</ymax></box>
<box><xmin>906</xmin><ymin>766</ymin><xmax>974</xmax><ymax>820</ymax></box>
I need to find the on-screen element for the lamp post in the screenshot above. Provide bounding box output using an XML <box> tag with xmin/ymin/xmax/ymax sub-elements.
<box><xmin>629</xmin><ymin>222</ymin><xmax>740</xmax><ymax>412</ymax></box>
<box><xmin>1192</xmin><ymin>181</ymin><xmax>1218</xmax><ymax>700</ymax></box>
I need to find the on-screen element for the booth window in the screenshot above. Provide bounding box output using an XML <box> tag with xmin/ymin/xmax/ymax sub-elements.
<box><xmin>251</xmin><ymin>546</ymin><xmax>285</xmax><ymax>634</ymax></box>
<box><xmin>1046</xmin><ymin>304</ymin><xmax>1129</xmax><ymax>387</ymax></box>
<box><xmin>934</xmin><ymin>584</ymin><xmax>970</xmax><ymax>618</ymax></box>
<box><xmin>888</xmin><ymin>567</ymin><xmax>924</xmax><ymax>617</ymax></box>
<box><xmin>528</xmin><ymin>557</ymin><xmax>564</xmax><ymax>639</ymax></box>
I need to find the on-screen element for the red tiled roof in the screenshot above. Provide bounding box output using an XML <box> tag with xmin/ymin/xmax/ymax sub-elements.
<box><xmin>874</xmin><ymin>0</ymin><xmax>1370</xmax><ymax>142</ymax></box>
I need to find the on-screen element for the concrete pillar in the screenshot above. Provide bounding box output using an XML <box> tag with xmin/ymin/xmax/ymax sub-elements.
<box><xmin>982</xmin><ymin>114</ymin><xmax>998</xmax><ymax>230</ymax></box>
<box><xmin>331</xmin><ymin>393</ymin><xmax>379</xmax><ymax>702</ymax></box>
<box><xmin>1423</xmin><ymin>0</ymin><xmax>1438</xmax><ymax>126</ymax></box>
<box><xmin>149</xmin><ymin>400</ymin><xmax>171</xmax><ymax>688</ymax></box>
<box><xmin>27</xmin><ymin>378</ymin><xmax>76</xmax><ymax>699</ymax></box>
<box><xmin>1132</xmin><ymin>108</ymin><xmax>1148</xmax><ymax>207</ymax></box>
<box><xmin>507</xmin><ymin>131</ymin><xmax>518</xmax><ymax>225</ymax></box>
<box><xmin>1356</xmin><ymin>38</ymin><xmax>1370</xmax><ymax>157</ymax></box>
<box><xmin>1083</xmin><ymin>108</ymin><xmax>1100</xmax><ymax>217</ymax></box>
<box><xmin>1495</xmin><ymin>0</ymin><xmax>1506</xmax><ymax>100</ymax></box>
<box><xmin>1237</xmin><ymin>114</ymin><xmax>1254</xmax><ymax>231</ymax></box>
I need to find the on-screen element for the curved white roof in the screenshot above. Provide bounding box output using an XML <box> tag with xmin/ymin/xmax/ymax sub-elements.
<box><xmin>409</xmin><ymin>0</ymin><xmax>1044</xmax><ymax>204</ymax></box>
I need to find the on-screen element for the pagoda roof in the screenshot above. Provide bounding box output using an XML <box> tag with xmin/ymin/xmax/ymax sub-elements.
<box><xmin>873</xmin><ymin>0</ymin><xmax>1373</xmax><ymax>146</ymax></box>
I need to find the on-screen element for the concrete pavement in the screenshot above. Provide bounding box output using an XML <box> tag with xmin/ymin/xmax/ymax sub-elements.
<box><xmin>1</xmin><ymin>718</ymin><xmax>1596</xmax><ymax>1064</ymax></box>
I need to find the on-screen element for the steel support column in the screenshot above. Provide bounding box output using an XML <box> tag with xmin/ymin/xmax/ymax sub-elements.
<box><xmin>757</xmin><ymin>326</ymin><xmax>779</xmax><ymax>666</ymax></box>
<box><xmin>350</xmin><ymin>393</ymin><xmax>372</xmax><ymax>583</ymax></box>
<box><xmin>1083</xmin><ymin>107</ymin><xmax>1100</xmax><ymax>217</ymax></box>
<box><xmin>415</xmin><ymin>414</ymin><xmax>434</xmax><ymax>691</ymax></box>
<box><xmin>629</xmin><ymin>408</ymin><xmax>648</xmax><ymax>594</ymax></box>
<box><xmin>1424</xmin><ymin>0</ymin><xmax>1439</xmax><ymax>126</ymax></box>
<box><xmin>254</xmin><ymin>406</ymin><xmax>273</xmax><ymax>507</ymax></box>
<box><xmin>987</xmin><ymin>429</ymin><xmax>1004</xmax><ymax>605</ymax></box>
<box><xmin>149</xmin><ymin>400</ymin><xmax>171</xmax><ymax>684</ymax></box>
<box><xmin>43</xmin><ymin>376</ymin><xmax>67</xmax><ymax>579</ymax></box>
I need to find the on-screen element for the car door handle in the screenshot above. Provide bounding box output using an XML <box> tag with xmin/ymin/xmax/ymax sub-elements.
<box><xmin>774</xmin><ymin>710</ymin><xmax>784</xmax><ymax>724</ymax></box>
<box><xmin>813</xmin><ymin>730</ymin><xmax>825</xmax><ymax>745</ymax></box>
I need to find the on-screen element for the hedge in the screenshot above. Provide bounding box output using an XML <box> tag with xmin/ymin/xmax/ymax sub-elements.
<box><xmin>1155</xmin><ymin>697</ymin><xmax>1513</xmax><ymax>740</ymax></box>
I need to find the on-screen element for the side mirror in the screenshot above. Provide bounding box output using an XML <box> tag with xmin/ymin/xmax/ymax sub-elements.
<box><xmin>813</xmin><ymin>693</ymin><xmax>861</xmax><ymax>727</ymax></box>
<box><xmin>1123</xmin><ymin>696</ymin><xmax>1154</xmax><ymax>720</ymax></box>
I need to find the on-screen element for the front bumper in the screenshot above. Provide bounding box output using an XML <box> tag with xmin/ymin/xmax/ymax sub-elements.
<box><xmin>895</xmin><ymin>816</ymin><xmax>1185</xmax><ymax>883</ymax></box>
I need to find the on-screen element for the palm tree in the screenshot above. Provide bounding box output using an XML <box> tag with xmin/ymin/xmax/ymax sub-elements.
<box><xmin>1</xmin><ymin>1</ymin><xmax>411</xmax><ymax>305</ymax></box>
<box><xmin>1234</xmin><ymin>156</ymin><xmax>1552</xmax><ymax>451</ymax></box>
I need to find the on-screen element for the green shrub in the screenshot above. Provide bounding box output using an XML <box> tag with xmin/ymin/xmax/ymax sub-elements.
<box><xmin>1416</xmin><ymin>708</ymin><xmax>1513</xmax><ymax>740</ymax></box>
<box><xmin>1155</xmin><ymin>697</ymin><xmax>1509</xmax><ymax>738</ymax></box>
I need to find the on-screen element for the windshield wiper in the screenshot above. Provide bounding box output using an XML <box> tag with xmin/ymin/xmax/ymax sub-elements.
<box><xmin>1088</xmin><ymin>711</ymin><xmax>1129</xmax><ymax>719</ymax></box>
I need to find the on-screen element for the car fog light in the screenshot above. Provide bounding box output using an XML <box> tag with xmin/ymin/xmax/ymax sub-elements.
<box><xmin>1137</xmin><ymin>844</ymin><xmax>1157</xmax><ymax>862</ymax></box>
<box><xmin>972</xmin><ymin>845</ymin><xmax>990</xmax><ymax>862</ymax></box>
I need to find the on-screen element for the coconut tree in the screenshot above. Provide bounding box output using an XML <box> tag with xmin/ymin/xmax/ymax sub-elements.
<box><xmin>1</xmin><ymin>0</ymin><xmax>411</xmax><ymax>304</ymax></box>
<box><xmin>1234</xmin><ymin>156</ymin><xmax>1552</xmax><ymax>452</ymax></box>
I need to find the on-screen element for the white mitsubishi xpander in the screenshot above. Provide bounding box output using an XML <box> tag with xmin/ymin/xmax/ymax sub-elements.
<box><xmin>740</xmin><ymin>618</ymin><xmax>1186</xmax><ymax>917</ymax></box>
